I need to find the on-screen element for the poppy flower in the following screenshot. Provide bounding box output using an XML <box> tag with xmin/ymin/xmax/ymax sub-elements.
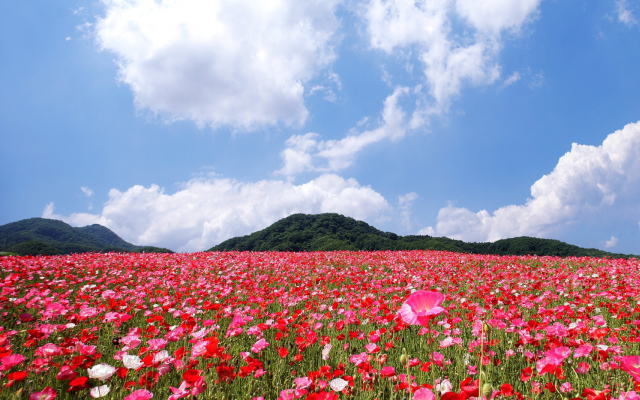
<box><xmin>380</xmin><ymin>366</ymin><xmax>395</xmax><ymax>377</ymax></box>
<box><xmin>7</xmin><ymin>370</ymin><xmax>27</xmax><ymax>381</ymax></box>
<box><xmin>87</xmin><ymin>364</ymin><xmax>116</xmax><ymax>381</ymax></box>
<box><xmin>413</xmin><ymin>388</ymin><xmax>435</xmax><ymax>400</ymax></box>
<box><xmin>89</xmin><ymin>385</ymin><xmax>110</xmax><ymax>398</ymax></box>
<box><xmin>0</xmin><ymin>354</ymin><xmax>25</xmax><ymax>372</ymax></box>
<box><xmin>398</xmin><ymin>291</ymin><xmax>445</xmax><ymax>326</ymax></box>
<box><xmin>123</xmin><ymin>355</ymin><xmax>143</xmax><ymax>370</ymax></box>
<box><xmin>621</xmin><ymin>356</ymin><xmax>640</xmax><ymax>382</ymax></box>
<box><xmin>29</xmin><ymin>387</ymin><xmax>57</xmax><ymax>400</ymax></box>
<box><xmin>329</xmin><ymin>378</ymin><xmax>348</xmax><ymax>392</ymax></box>
<box><xmin>124</xmin><ymin>389</ymin><xmax>153</xmax><ymax>400</ymax></box>
<box><xmin>68</xmin><ymin>376</ymin><xmax>89</xmax><ymax>391</ymax></box>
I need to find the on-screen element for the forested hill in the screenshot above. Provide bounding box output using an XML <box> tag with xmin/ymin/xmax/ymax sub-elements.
<box><xmin>0</xmin><ymin>218</ymin><xmax>172</xmax><ymax>255</ymax></box>
<box><xmin>210</xmin><ymin>213</ymin><xmax>634</xmax><ymax>258</ymax></box>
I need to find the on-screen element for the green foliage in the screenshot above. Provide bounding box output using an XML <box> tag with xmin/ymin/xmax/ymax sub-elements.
<box><xmin>210</xmin><ymin>213</ymin><xmax>636</xmax><ymax>258</ymax></box>
<box><xmin>0</xmin><ymin>218</ymin><xmax>173</xmax><ymax>256</ymax></box>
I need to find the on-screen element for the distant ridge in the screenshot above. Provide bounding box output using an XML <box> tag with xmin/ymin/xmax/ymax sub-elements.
<box><xmin>210</xmin><ymin>213</ymin><xmax>635</xmax><ymax>258</ymax></box>
<box><xmin>0</xmin><ymin>218</ymin><xmax>172</xmax><ymax>255</ymax></box>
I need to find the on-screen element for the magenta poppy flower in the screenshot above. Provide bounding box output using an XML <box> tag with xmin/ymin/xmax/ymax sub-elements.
<box><xmin>620</xmin><ymin>356</ymin><xmax>640</xmax><ymax>382</ymax></box>
<box><xmin>29</xmin><ymin>387</ymin><xmax>56</xmax><ymax>400</ymax></box>
<box><xmin>398</xmin><ymin>290</ymin><xmax>445</xmax><ymax>326</ymax></box>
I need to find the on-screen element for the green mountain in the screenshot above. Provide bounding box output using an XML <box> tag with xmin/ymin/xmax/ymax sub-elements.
<box><xmin>210</xmin><ymin>213</ymin><xmax>635</xmax><ymax>258</ymax></box>
<box><xmin>0</xmin><ymin>218</ymin><xmax>172</xmax><ymax>255</ymax></box>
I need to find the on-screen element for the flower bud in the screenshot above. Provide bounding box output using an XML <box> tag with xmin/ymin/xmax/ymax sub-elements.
<box><xmin>481</xmin><ymin>383</ymin><xmax>492</xmax><ymax>396</ymax></box>
<box><xmin>399</xmin><ymin>354</ymin><xmax>408</xmax><ymax>366</ymax></box>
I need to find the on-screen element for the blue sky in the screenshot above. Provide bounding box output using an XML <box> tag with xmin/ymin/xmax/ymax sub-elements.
<box><xmin>1</xmin><ymin>0</ymin><xmax>640</xmax><ymax>253</ymax></box>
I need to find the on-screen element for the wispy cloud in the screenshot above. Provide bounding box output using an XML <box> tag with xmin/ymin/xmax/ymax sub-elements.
<box><xmin>277</xmin><ymin>87</ymin><xmax>412</xmax><ymax>175</ymax></box>
<box><xmin>604</xmin><ymin>235</ymin><xmax>619</xmax><ymax>249</ymax></box>
<box><xmin>398</xmin><ymin>192</ymin><xmax>418</xmax><ymax>231</ymax></box>
<box><xmin>364</xmin><ymin>0</ymin><xmax>541</xmax><ymax>115</ymax></box>
<box><xmin>616</xmin><ymin>0</ymin><xmax>637</xmax><ymax>26</ymax></box>
<box><xmin>80</xmin><ymin>186</ymin><xmax>93</xmax><ymax>197</ymax></box>
<box><xmin>501</xmin><ymin>71</ymin><xmax>522</xmax><ymax>88</ymax></box>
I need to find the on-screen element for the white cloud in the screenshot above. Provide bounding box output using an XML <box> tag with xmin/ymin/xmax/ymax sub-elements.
<box><xmin>44</xmin><ymin>174</ymin><xmax>390</xmax><ymax>252</ymax></box>
<box><xmin>398</xmin><ymin>192</ymin><xmax>418</xmax><ymax>230</ymax></box>
<box><xmin>309</xmin><ymin>72</ymin><xmax>343</xmax><ymax>102</ymax></box>
<box><xmin>421</xmin><ymin>121</ymin><xmax>640</xmax><ymax>242</ymax></box>
<box><xmin>528</xmin><ymin>71</ymin><xmax>545</xmax><ymax>89</ymax></box>
<box><xmin>616</xmin><ymin>0</ymin><xmax>637</xmax><ymax>26</ymax></box>
<box><xmin>454</xmin><ymin>0</ymin><xmax>540</xmax><ymax>34</ymax></box>
<box><xmin>604</xmin><ymin>235</ymin><xmax>618</xmax><ymax>249</ymax></box>
<box><xmin>363</xmin><ymin>0</ymin><xmax>541</xmax><ymax>113</ymax></box>
<box><xmin>277</xmin><ymin>86</ymin><xmax>411</xmax><ymax>175</ymax></box>
<box><xmin>94</xmin><ymin>0</ymin><xmax>341</xmax><ymax>129</ymax></box>
<box><xmin>80</xmin><ymin>186</ymin><xmax>94</xmax><ymax>197</ymax></box>
<box><xmin>501</xmin><ymin>71</ymin><xmax>521</xmax><ymax>88</ymax></box>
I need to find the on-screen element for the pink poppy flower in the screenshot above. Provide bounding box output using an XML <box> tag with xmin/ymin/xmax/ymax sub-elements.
<box><xmin>574</xmin><ymin>344</ymin><xmax>593</xmax><ymax>358</ymax></box>
<box><xmin>35</xmin><ymin>343</ymin><xmax>62</xmax><ymax>357</ymax></box>
<box><xmin>576</xmin><ymin>362</ymin><xmax>591</xmax><ymax>374</ymax></box>
<box><xmin>559</xmin><ymin>382</ymin><xmax>573</xmax><ymax>393</ymax></box>
<box><xmin>29</xmin><ymin>387</ymin><xmax>56</xmax><ymax>400</ymax></box>
<box><xmin>413</xmin><ymin>388</ymin><xmax>435</xmax><ymax>400</ymax></box>
<box><xmin>124</xmin><ymin>389</ymin><xmax>153</xmax><ymax>400</ymax></box>
<box><xmin>251</xmin><ymin>338</ymin><xmax>269</xmax><ymax>354</ymax></box>
<box><xmin>77</xmin><ymin>343</ymin><xmax>97</xmax><ymax>356</ymax></box>
<box><xmin>0</xmin><ymin>354</ymin><xmax>25</xmax><ymax>372</ymax></box>
<box><xmin>294</xmin><ymin>376</ymin><xmax>312</xmax><ymax>390</ymax></box>
<box><xmin>616</xmin><ymin>392</ymin><xmax>640</xmax><ymax>400</ymax></box>
<box><xmin>620</xmin><ymin>356</ymin><xmax>640</xmax><ymax>382</ymax></box>
<box><xmin>278</xmin><ymin>389</ymin><xmax>296</xmax><ymax>400</ymax></box>
<box><xmin>398</xmin><ymin>290</ymin><xmax>445</xmax><ymax>326</ymax></box>
<box><xmin>536</xmin><ymin>346</ymin><xmax>571</xmax><ymax>374</ymax></box>
<box><xmin>168</xmin><ymin>382</ymin><xmax>189</xmax><ymax>400</ymax></box>
<box><xmin>364</xmin><ymin>343</ymin><xmax>379</xmax><ymax>353</ymax></box>
<box><xmin>56</xmin><ymin>365</ymin><xmax>77</xmax><ymax>381</ymax></box>
<box><xmin>147</xmin><ymin>339</ymin><xmax>167</xmax><ymax>351</ymax></box>
<box><xmin>349</xmin><ymin>352</ymin><xmax>368</xmax><ymax>366</ymax></box>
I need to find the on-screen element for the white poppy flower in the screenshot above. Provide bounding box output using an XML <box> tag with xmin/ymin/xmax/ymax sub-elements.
<box><xmin>87</xmin><ymin>364</ymin><xmax>116</xmax><ymax>381</ymax></box>
<box><xmin>153</xmin><ymin>350</ymin><xmax>169</xmax><ymax>364</ymax></box>
<box><xmin>322</xmin><ymin>344</ymin><xmax>332</xmax><ymax>361</ymax></box>
<box><xmin>329</xmin><ymin>378</ymin><xmax>348</xmax><ymax>392</ymax></box>
<box><xmin>90</xmin><ymin>385</ymin><xmax>110</xmax><ymax>398</ymax></box>
<box><xmin>122</xmin><ymin>354</ymin><xmax>143</xmax><ymax>370</ymax></box>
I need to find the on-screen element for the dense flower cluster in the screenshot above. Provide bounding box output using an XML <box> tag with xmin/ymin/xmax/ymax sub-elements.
<box><xmin>1</xmin><ymin>251</ymin><xmax>639</xmax><ymax>399</ymax></box>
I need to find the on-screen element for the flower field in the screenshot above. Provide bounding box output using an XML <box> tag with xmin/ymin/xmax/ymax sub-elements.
<box><xmin>1</xmin><ymin>251</ymin><xmax>640</xmax><ymax>400</ymax></box>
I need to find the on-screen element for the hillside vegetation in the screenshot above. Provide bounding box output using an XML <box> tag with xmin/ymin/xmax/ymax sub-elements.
<box><xmin>210</xmin><ymin>213</ymin><xmax>634</xmax><ymax>257</ymax></box>
<box><xmin>0</xmin><ymin>218</ymin><xmax>172</xmax><ymax>255</ymax></box>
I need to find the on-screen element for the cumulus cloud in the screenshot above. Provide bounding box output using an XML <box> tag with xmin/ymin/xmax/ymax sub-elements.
<box><xmin>277</xmin><ymin>87</ymin><xmax>412</xmax><ymax>175</ymax></box>
<box><xmin>44</xmin><ymin>174</ymin><xmax>389</xmax><ymax>252</ymax></box>
<box><xmin>421</xmin><ymin>121</ymin><xmax>640</xmax><ymax>242</ymax></box>
<box><xmin>364</xmin><ymin>0</ymin><xmax>540</xmax><ymax>113</ymax></box>
<box><xmin>94</xmin><ymin>0</ymin><xmax>340</xmax><ymax>129</ymax></box>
